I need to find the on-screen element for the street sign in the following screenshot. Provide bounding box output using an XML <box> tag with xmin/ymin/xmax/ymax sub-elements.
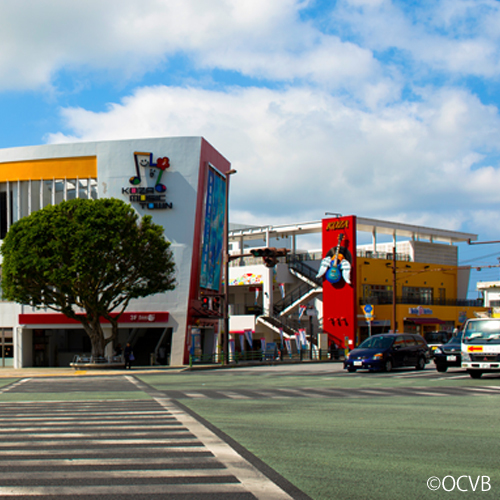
<box><xmin>362</xmin><ymin>304</ymin><xmax>374</xmax><ymax>321</ymax></box>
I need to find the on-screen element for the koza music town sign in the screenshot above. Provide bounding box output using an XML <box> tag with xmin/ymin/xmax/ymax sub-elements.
<box><xmin>122</xmin><ymin>152</ymin><xmax>173</xmax><ymax>210</ymax></box>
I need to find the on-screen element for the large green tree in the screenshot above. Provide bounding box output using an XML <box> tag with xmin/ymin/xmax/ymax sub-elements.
<box><xmin>1</xmin><ymin>198</ymin><xmax>176</xmax><ymax>358</ymax></box>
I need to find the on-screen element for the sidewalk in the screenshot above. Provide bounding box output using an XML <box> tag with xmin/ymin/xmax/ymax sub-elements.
<box><xmin>0</xmin><ymin>359</ymin><xmax>343</xmax><ymax>378</ymax></box>
<box><xmin>0</xmin><ymin>365</ymin><xmax>184</xmax><ymax>378</ymax></box>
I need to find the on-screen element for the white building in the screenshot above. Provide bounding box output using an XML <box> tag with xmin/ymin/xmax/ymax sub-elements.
<box><xmin>477</xmin><ymin>281</ymin><xmax>500</xmax><ymax>317</ymax></box>
<box><xmin>0</xmin><ymin>137</ymin><xmax>232</xmax><ymax>368</ymax></box>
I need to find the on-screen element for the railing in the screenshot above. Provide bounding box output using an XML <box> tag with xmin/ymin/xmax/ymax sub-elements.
<box><xmin>259</xmin><ymin>315</ymin><xmax>303</xmax><ymax>336</ymax></box>
<box><xmin>229</xmin><ymin>250</ymin><xmax>412</xmax><ymax>268</ymax></box>
<box><xmin>288</xmin><ymin>257</ymin><xmax>323</xmax><ymax>287</ymax></box>
<box><xmin>356</xmin><ymin>250</ymin><xmax>411</xmax><ymax>262</ymax></box>
<box><xmin>274</xmin><ymin>283</ymin><xmax>315</xmax><ymax>314</ymax></box>
<box><xmin>359</xmin><ymin>295</ymin><xmax>484</xmax><ymax>307</ymax></box>
<box><xmin>189</xmin><ymin>348</ymin><xmax>339</xmax><ymax>366</ymax></box>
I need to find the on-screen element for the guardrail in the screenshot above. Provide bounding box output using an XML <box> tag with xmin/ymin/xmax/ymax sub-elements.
<box><xmin>189</xmin><ymin>348</ymin><xmax>343</xmax><ymax>366</ymax></box>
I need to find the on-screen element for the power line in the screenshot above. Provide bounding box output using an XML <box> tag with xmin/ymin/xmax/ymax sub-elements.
<box><xmin>460</xmin><ymin>251</ymin><xmax>500</xmax><ymax>265</ymax></box>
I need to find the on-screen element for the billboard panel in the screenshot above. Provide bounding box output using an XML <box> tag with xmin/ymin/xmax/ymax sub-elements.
<box><xmin>199</xmin><ymin>166</ymin><xmax>226</xmax><ymax>291</ymax></box>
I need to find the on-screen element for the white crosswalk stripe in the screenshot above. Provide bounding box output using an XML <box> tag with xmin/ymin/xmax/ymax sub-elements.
<box><xmin>0</xmin><ymin>377</ymin><xmax>297</xmax><ymax>499</ymax></box>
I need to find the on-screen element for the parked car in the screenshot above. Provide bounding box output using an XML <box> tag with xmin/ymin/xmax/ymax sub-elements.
<box><xmin>424</xmin><ymin>331</ymin><xmax>451</xmax><ymax>355</ymax></box>
<box><xmin>344</xmin><ymin>333</ymin><xmax>430</xmax><ymax>373</ymax></box>
<box><xmin>433</xmin><ymin>331</ymin><xmax>463</xmax><ymax>372</ymax></box>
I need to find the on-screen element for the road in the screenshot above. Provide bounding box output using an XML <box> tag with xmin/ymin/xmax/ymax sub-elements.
<box><xmin>0</xmin><ymin>363</ymin><xmax>499</xmax><ymax>500</ymax></box>
<box><xmin>0</xmin><ymin>374</ymin><xmax>305</xmax><ymax>500</ymax></box>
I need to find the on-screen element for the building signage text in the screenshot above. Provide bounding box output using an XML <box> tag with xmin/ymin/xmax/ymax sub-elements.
<box><xmin>408</xmin><ymin>306</ymin><xmax>433</xmax><ymax>315</ymax></box>
<box><xmin>326</xmin><ymin>219</ymin><xmax>350</xmax><ymax>231</ymax></box>
<box><xmin>123</xmin><ymin>152</ymin><xmax>173</xmax><ymax>210</ymax></box>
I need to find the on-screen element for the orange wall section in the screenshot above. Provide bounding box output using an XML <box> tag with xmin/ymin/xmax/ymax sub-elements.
<box><xmin>357</xmin><ymin>259</ymin><xmax>458</xmax><ymax>299</ymax></box>
<box><xmin>0</xmin><ymin>156</ymin><xmax>97</xmax><ymax>182</ymax></box>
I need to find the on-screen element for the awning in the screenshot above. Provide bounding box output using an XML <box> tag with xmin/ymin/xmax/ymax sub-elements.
<box><xmin>404</xmin><ymin>317</ymin><xmax>446</xmax><ymax>325</ymax></box>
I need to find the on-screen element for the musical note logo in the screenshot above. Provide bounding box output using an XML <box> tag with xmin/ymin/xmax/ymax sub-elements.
<box><xmin>130</xmin><ymin>152</ymin><xmax>169</xmax><ymax>192</ymax></box>
<box><xmin>154</xmin><ymin>157</ymin><xmax>169</xmax><ymax>193</ymax></box>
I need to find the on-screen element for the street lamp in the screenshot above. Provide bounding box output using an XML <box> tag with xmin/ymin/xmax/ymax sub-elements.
<box><xmin>223</xmin><ymin>169</ymin><xmax>237</xmax><ymax>364</ymax></box>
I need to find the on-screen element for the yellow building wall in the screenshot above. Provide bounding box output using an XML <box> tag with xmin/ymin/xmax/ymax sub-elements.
<box><xmin>0</xmin><ymin>157</ymin><xmax>97</xmax><ymax>182</ymax></box>
<box><xmin>356</xmin><ymin>257</ymin><xmax>487</xmax><ymax>343</ymax></box>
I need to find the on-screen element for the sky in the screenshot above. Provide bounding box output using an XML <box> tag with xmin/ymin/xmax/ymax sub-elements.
<box><xmin>1</xmin><ymin>0</ymin><xmax>500</xmax><ymax>295</ymax></box>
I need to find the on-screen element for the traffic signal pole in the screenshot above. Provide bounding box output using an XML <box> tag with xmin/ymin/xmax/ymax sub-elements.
<box><xmin>249</xmin><ymin>248</ymin><xmax>288</xmax><ymax>317</ymax></box>
<box><xmin>223</xmin><ymin>169</ymin><xmax>237</xmax><ymax>365</ymax></box>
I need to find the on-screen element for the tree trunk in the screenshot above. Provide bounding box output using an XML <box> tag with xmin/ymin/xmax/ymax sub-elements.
<box><xmin>81</xmin><ymin>318</ymin><xmax>106</xmax><ymax>359</ymax></box>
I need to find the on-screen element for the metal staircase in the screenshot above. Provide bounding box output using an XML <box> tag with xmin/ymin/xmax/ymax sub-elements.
<box><xmin>288</xmin><ymin>258</ymin><xmax>323</xmax><ymax>287</ymax></box>
<box><xmin>273</xmin><ymin>259</ymin><xmax>323</xmax><ymax>316</ymax></box>
<box><xmin>258</xmin><ymin>258</ymin><xmax>323</xmax><ymax>338</ymax></box>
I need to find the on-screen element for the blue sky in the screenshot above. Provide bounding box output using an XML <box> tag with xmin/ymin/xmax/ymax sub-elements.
<box><xmin>2</xmin><ymin>0</ymin><xmax>500</xmax><ymax>295</ymax></box>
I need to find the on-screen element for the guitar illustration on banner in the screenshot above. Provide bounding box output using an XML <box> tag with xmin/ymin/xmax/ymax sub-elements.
<box><xmin>130</xmin><ymin>152</ymin><xmax>169</xmax><ymax>193</ymax></box>
<box><xmin>316</xmin><ymin>233</ymin><xmax>352</xmax><ymax>286</ymax></box>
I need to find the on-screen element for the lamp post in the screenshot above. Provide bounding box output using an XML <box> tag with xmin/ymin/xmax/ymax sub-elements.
<box><xmin>223</xmin><ymin>169</ymin><xmax>237</xmax><ymax>365</ymax></box>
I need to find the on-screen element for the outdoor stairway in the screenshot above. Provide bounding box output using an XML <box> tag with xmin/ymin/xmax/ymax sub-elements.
<box><xmin>274</xmin><ymin>259</ymin><xmax>323</xmax><ymax>316</ymax></box>
<box><xmin>257</xmin><ymin>315</ymin><xmax>301</xmax><ymax>337</ymax></box>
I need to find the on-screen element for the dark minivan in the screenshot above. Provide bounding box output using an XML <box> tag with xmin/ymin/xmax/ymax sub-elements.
<box><xmin>344</xmin><ymin>333</ymin><xmax>430</xmax><ymax>372</ymax></box>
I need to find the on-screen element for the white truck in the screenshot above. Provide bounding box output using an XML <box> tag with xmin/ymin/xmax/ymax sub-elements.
<box><xmin>462</xmin><ymin>318</ymin><xmax>500</xmax><ymax>378</ymax></box>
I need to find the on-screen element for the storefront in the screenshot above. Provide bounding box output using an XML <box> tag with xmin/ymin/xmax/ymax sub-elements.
<box><xmin>0</xmin><ymin>137</ymin><xmax>231</xmax><ymax>367</ymax></box>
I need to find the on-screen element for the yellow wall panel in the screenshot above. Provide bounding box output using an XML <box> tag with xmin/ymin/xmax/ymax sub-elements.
<box><xmin>0</xmin><ymin>156</ymin><xmax>97</xmax><ymax>182</ymax></box>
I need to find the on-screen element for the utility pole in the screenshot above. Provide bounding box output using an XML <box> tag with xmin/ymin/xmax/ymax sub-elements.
<box><xmin>392</xmin><ymin>247</ymin><xmax>397</xmax><ymax>333</ymax></box>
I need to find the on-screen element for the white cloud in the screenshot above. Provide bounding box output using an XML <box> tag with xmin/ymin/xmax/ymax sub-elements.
<box><xmin>334</xmin><ymin>0</ymin><xmax>500</xmax><ymax>77</ymax></box>
<box><xmin>0</xmin><ymin>0</ymin><xmax>383</xmax><ymax>93</ymax></box>
<box><xmin>47</xmin><ymin>83</ymin><xmax>500</xmax><ymax>237</ymax></box>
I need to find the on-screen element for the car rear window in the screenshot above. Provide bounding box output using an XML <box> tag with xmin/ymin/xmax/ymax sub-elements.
<box><xmin>424</xmin><ymin>332</ymin><xmax>449</xmax><ymax>344</ymax></box>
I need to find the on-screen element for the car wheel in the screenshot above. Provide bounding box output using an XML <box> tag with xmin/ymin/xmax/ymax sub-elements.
<box><xmin>436</xmin><ymin>365</ymin><xmax>447</xmax><ymax>373</ymax></box>
<box><xmin>415</xmin><ymin>356</ymin><xmax>426</xmax><ymax>370</ymax></box>
<box><xmin>347</xmin><ymin>367</ymin><xmax>357</xmax><ymax>373</ymax></box>
<box><xmin>384</xmin><ymin>359</ymin><xmax>392</xmax><ymax>372</ymax></box>
<box><xmin>468</xmin><ymin>370</ymin><xmax>483</xmax><ymax>379</ymax></box>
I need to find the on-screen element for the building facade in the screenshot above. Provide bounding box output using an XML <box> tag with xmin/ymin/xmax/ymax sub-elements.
<box><xmin>225</xmin><ymin>216</ymin><xmax>487</xmax><ymax>357</ymax></box>
<box><xmin>0</xmin><ymin>137</ymin><xmax>232</xmax><ymax>368</ymax></box>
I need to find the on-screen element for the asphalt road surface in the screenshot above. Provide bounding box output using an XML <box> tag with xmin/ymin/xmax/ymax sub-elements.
<box><xmin>0</xmin><ymin>375</ymin><xmax>308</xmax><ymax>500</ymax></box>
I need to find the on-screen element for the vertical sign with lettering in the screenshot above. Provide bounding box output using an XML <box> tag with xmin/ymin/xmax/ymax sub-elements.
<box><xmin>320</xmin><ymin>215</ymin><xmax>357</xmax><ymax>349</ymax></box>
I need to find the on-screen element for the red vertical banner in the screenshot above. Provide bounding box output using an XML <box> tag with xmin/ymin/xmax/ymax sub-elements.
<box><xmin>319</xmin><ymin>216</ymin><xmax>357</xmax><ymax>349</ymax></box>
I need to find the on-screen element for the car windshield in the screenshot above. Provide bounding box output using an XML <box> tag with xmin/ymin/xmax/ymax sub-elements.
<box><xmin>463</xmin><ymin>320</ymin><xmax>500</xmax><ymax>344</ymax></box>
<box><xmin>425</xmin><ymin>332</ymin><xmax>449</xmax><ymax>344</ymax></box>
<box><xmin>358</xmin><ymin>336</ymin><xmax>393</xmax><ymax>349</ymax></box>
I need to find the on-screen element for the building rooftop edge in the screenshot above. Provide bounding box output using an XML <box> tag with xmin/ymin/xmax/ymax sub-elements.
<box><xmin>229</xmin><ymin>217</ymin><xmax>477</xmax><ymax>244</ymax></box>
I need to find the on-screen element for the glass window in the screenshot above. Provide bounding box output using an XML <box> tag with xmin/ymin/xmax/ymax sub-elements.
<box><xmin>362</xmin><ymin>285</ymin><xmax>392</xmax><ymax>304</ymax></box>
<box><xmin>358</xmin><ymin>336</ymin><xmax>393</xmax><ymax>349</ymax></box>
<box><xmin>402</xmin><ymin>286</ymin><xmax>433</xmax><ymax>304</ymax></box>
<box><xmin>394</xmin><ymin>336</ymin><xmax>405</xmax><ymax>348</ymax></box>
<box><xmin>404</xmin><ymin>336</ymin><xmax>417</xmax><ymax>346</ymax></box>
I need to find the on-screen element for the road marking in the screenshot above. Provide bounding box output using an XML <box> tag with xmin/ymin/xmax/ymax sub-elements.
<box><xmin>154</xmin><ymin>397</ymin><xmax>294</xmax><ymax>500</ymax></box>
<box><xmin>224</xmin><ymin>391</ymin><xmax>251</xmax><ymax>399</ymax></box>
<box><xmin>0</xmin><ymin>388</ymin><xmax>296</xmax><ymax>500</ymax></box>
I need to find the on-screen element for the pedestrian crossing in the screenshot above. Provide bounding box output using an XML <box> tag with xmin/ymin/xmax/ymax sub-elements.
<box><xmin>0</xmin><ymin>379</ymin><xmax>299</xmax><ymax>499</ymax></box>
<box><xmin>153</xmin><ymin>384</ymin><xmax>500</xmax><ymax>400</ymax></box>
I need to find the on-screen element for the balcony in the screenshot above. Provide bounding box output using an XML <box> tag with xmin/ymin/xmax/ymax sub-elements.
<box><xmin>360</xmin><ymin>294</ymin><xmax>483</xmax><ymax>307</ymax></box>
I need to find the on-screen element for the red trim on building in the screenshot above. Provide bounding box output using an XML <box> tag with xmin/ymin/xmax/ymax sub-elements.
<box><xmin>184</xmin><ymin>138</ymin><xmax>232</xmax><ymax>364</ymax></box>
<box><xmin>322</xmin><ymin>215</ymin><xmax>357</xmax><ymax>348</ymax></box>
<box><xmin>19</xmin><ymin>312</ymin><xmax>169</xmax><ymax>325</ymax></box>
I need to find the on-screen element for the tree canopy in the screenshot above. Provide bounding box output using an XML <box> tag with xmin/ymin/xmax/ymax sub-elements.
<box><xmin>1</xmin><ymin>198</ymin><xmax>176</xmax><ymax>358</ymax></box>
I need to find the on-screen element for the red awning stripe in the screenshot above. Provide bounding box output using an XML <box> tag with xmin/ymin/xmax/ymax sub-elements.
<box><xmin>19</xmin><ymin>312</ymin><xmax>169</xmax><ymax>325</ymax></box>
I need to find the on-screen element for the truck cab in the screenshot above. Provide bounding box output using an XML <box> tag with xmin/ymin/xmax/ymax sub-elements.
<box><xmin>462</xmin><ymin>318</ymin><xmax>500</xmax><ymax>378</ymax></box>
